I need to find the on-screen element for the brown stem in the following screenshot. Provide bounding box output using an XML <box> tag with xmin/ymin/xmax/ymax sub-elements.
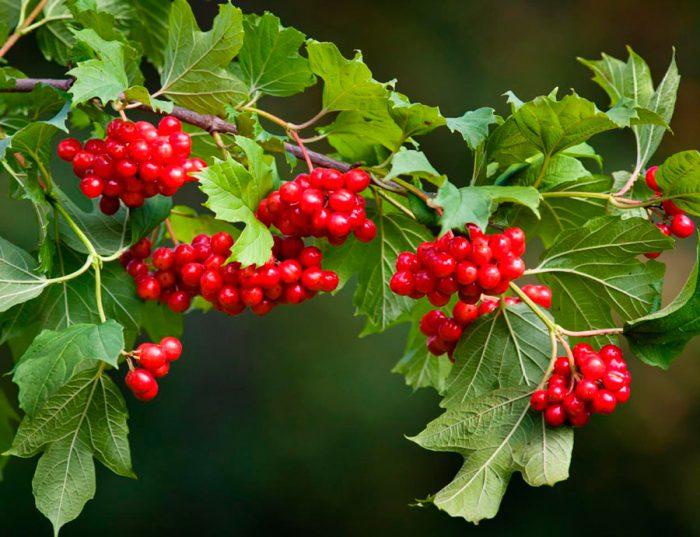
<box><xmin>0</xmin><ymin>0</ymin><xmax>49</xmax><ymax>59</ymax></box>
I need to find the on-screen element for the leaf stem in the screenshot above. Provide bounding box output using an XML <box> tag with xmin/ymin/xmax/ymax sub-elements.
<box><xmin>211</xmin><ymin>131</ymin><xmax>230</xmax><ymax>159</ymax></box>
<box><xmin>509</xmin><ymin>282</ymin><xmax>558</xmax><ymax>332</ymax></box>
<box><xmin>244</xmin><ymin>106</ymin><xmax>293</xmax><ymax>131</ymax></box>
<box><xmin>288</xmin><ymin>109</ymin><xmax>329</xmax><ymax>131</ymax></box>
<box><xmin>558</xmin><ymin>327</ymin><xmax>623</xmax><ymax>337</ymax></box>
<box><xmin>19</xmin><ymin>14</ymin><xmax>72</xmax><ymax>35</ymax></box>
<box><xmin>164</xmin><ymin>217</ymin><xmax>180</xmax><ymax>245</ymax></box>
<box><xmin>532</xmin><ymin>152</ymin><xmax>551</xmax><ymax>189</ymax></box>
<box><xmin>373</xmin><ymin>187</ymin><xmax>415</xmax><ymax>219</ymax></box>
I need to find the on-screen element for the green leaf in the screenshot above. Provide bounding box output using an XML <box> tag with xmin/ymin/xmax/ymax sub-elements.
<box><xmin>129</xmin><ymin>0</ymin><xmax>171</xmax><ymax>69</ymax></box>
<box><xmin>509</xmin><ymin>175</ymin><xmax>613</xmax><ymax>248</ymax></box>
<box><xmin>655</xmin><ymin>150</ymin><xmax>700</xmax><ymax>216</ymax></box>
<box><xmin>384</xmin><ymin>148</ymin><xmax>443</xmax><ymax>185</ymax></box>
<box><xmin>129</xmin><ymin>196</ymin><xmax>173</xmax><ymax>243</ymax></box>
<box><xmin>411</xmin><ymin>387</ymin><xmax>572</xmax><ymax>523</ymax></box>
<box><xmin>533</xmin><ymin>216</ymin><xmax>673</xmax><ymax>345</ymax></box>
<box><xmin>436</xmin><ymin>182</ymin><xmax>541</xmax><ymax>232</ymax></box>
<box><xmin>446</xmin><ymin>107</ymin><xmax>497</xmax><ymax>150</ymax></box>
<box><xmin>8</xmin><ymin>368</ymin><xmax>134</xmax><ymax>535</ymax></box>
<box><xmin>319</xmin><ymin>108</ymin><xmax>402</xmax><ymax>164</ymax></box>
<box><xmin>0</xmin><ymin>0</ymin><xmax>20</xmax><ymax>43</ymax></box>
<box><xmin>306</xmin><ymin>40</ymin><xmax>390</xmax><ymax>113</ymax></box>
<box><xmin>67</xmin><ymin>28</ymin><xmax>130</xmax><ymax>105</ymax></box>
<box><xmin>123</xmin><ymin>86</ymin><xmax>174</xmax><ymax>114</ymax></box>
<box><xmin>236</xmin><ymin>12</ymin><xmax>315</xmax><ymax>98</ymax></box>
<box><xmin>486</xmin><ymin>115</ymin><xmax>538</xmax><ymax>167</ymax></box>
<box><xmin>624</xmin><ymin>237</ymin><xmax>700</xmax><ymax>368</ymax></box>
<box><xmin>13</xmin><ymin>321</ymin><xmax>124</xmax><ymax>416</ymax></box>
<box><xmin>514</xmin><ymin>93</ymin><xmax>618</xmax><ymax>156</ymax></box>
<box><xmin>0</xmin><ymin>249</ymin><xmax>142</xmax><ymax>354</ymax></box>
<box><xmin>196</xmin><ymin>139</ymin><xmax>274</xmax><ymax>266</ymax></box>
<box><xmin>388</xmin><ymin>91</ymin><xmax>446</xmax><ymax>139</ymax></box>
<box><xmin>322</xmin><ymin>209</ymin><xmax>432</xmax><ymax>334</ymax></box>
<box><xmin>35</xmin><ymin>0</ymin><xmax>76</xmax><ymax>65</ymax></box>
<box><xmin>579</xmin><ymin>48</ymin><xmax>680</xmax><ymax>169</ymax></box>
<box><xmin>168</xmin><ymin>205</ymin><xmax>239</xmax><ymax>244</ymax></box>
<box><xmin>159</xmin><ymin>0</ymin><xmax>246</xmax><ymax>114</ymax></box>
<box><xmin>0</xmin><ymin>236</ymin><xmax>48</xmax><ymax>313</ymax></box>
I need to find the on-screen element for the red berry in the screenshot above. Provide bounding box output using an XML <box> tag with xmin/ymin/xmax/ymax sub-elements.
<box><xmin>138</xmin><ymin>343</ymin><xmax>167</xmax><ymax>371</ymax></box>
<box><xmin>599</xmin><ymin>344</ymin><xmax>622</xmax><ymax>363</ymax></box>
<box><xmin>489</xmin><ymin>234</ymin><xmax>512</xmax><ymax>261</ymax></box>
<box><xmin>354</xmin><ymin>219</ymin><xmax>377</xmax><ymax>242</ymax></box>
<box><xmin>437</xmin><ymin>319</ymin><xmax>462</xmax><ymax>342</ymax></box>
<box><xmin>299</xmin><ymin>246</ymin><xmax>323</xmax><ymax>267</ymax></box>
<box><xmin>645</xmin><ymin>166</ymin><xmax>660</xmax><ymax>192</ymax></box>
<box><xmin>562</xmin><ymin>393</ymin><xmax>586</xmax><ymax>416</ymax></box>
<box><xmin>662</xmin><ymin>200</ymin><xmax>684</xmax><ymax>216</ymax></box>
<box><xmin>343</xmin><ymin>169</ymin><xmax>371</xmax><ymax>192</ymax></box>
<box><xmin>57</xmin><ymin>138</ymin><xmax>82</xmax><ymax>161</ymax></box>
<box><xmin>544</xmin><ymin>404</ymin><xmax>566</xmax><ymax>427</ymax></box>
<box><xmin>575</xmin><ymin>378</ymin><xmax>598</xmax><ymax>400</ymax></box>
<box><xmin>158</xmin><ymin>116</ymin><xmax>182</xmax><ymax>135</ymax></box>
<box><xmin>615</xmin><ymin>385</ymin><xmax>631</xmax><ymax>403</ymax></box>
<box><xmin>327</xmin><ymin>213</ymin><xmax>351</xmax><ymax>237</ymax></box>
<box><xmin>591</xmin><ymin>389</ymin><xmax>617</xmax><ymax>414</ymax></box>
<box><xmin>280</xmin><ymin>181</ymin><xmax>302</xmax><ymax>204</ymax></box>
<box><xmin>390</xmin><ymin>271</ymin><xmax>414</xmax><ymax>295</ymax></box>
<box><xmin>279</xmin><ymin>259</ymin><xmax>302</xmax><ymax>283</ymax></box>
<box><xmin>180</xmin><ymin>262</ymin><xmax>205</xmax><ymax>287</ymax></box>
<box><xmin>136</xmin><ymin>276</ymin><xmax>161</xmax><ymax>300</ymax></box>
<box><xmin>547</xmin><ymin>384</ymin><xmax>567</xmax><ymax>403</ymax></box>
<box><xmin>455</xmin><ymin>262</ymin><xmax>478</xmax><ymax>285</ymax></box>
<box><xmin>152</xmin><ymin>247</ymin><xmax>175</xmax><ymax>270</ymax></box>
<box><xmin>452</xmin><ymin>301</ymin><xmax>478</xmax><ymax>326</ymax></box>
<box><xmin>160</xmin><ymin>337</ymin><xmax>182</xmax><ymax>361</ymax></box>
<box><xmin>167</xmin><ymin>290</ymin><xmax>191</xmax><ymax>313</ymax></box>
<box><xmin>80</xmin><ymin>176</ymin><xmax>103</xmax><ymax>198</ymax></box>
<box><xmin>134</xmin><ymin>381</ymin><xmax>159</xmax><ymax>401</ymax></box>
<box><xmin>420</xmin><ymin>310</ymin><xmax>447</xmax><ymax>336</ymax></box>
<box><xmin>568</xmin><ymin>410</ymin><xmax>590</xmax><ymax>427</ymax></box>
<box><xmin>320</xmin><ymin>271</ymin><xmax>339</xmax><ymax>292</ymax></box>
<box><xmin>130</xmin><ymin>238</ymin><xmax>152</xmax><ymax>259</ymax></box>
<box><xmin>500</xmin><ymin>256</ymin><xmax>525</xmax><ymax>280</ymax></box>
<box><xmin>125</xmin><ymin>368</ymin><xmax>156</xmax><ymax>394</ymax></box>
<box><xmin>477</xmin><ymin>265</ymin><xmax>501</xmax><ymax>290</ymax></box>
<box><xmin>553</xmin><ymin>357</ymin><xmax>571</xmax><ymax>376</ymax></box>
<box><xmin>241</xmin><ymin>286</ymin><xmax>264</xmax><ymax>306</ymax></box>
<box><xmin>603</xmin><ymin>370</ymin><xmax>627</xmax><ymax>391</ymax></box>
<box><xmin>580</xmin><ymin>355</ymin><xmax>606</xmax><ymax>380</ymax></box>
<box><xmin>530</xmin><ymin>390</ymin><xmax>548</xmax><ymax>411</ymax></box>
<box><xmin>99</xmin><ymin>196</ymin><xmax>120</xmax><ymax>215</ymax></box>
<box><xmin>321</xmin><ymin>169</ymin><xmax>344</xmax><ymax>190</ymax></box>
<box><xmin>670</xmin><ymin>214</ymin><xmax>695</xmax><ymax>238</ymax></box>
<box><xmin>504</xmin><ymin>227</ymin><xmax>526</xmax><ymax>256</ymax></box>
<box><xmin>299</xmin><ymin>188</ymin><xmax>324</xmax><ymax>214</ymax></box>
<box><xmin>427</xmin><ymin>290</ymin><xmax>450</xmax><ymax>307</ymax></box>
<box><xmin>200</xmin><ymin>269</ymin><xmax>223</xmax><ymax>296</ymax></box>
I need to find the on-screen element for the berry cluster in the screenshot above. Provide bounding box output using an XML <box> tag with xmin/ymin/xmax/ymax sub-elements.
<box><xmin>644</xmin><ymin>166</ymin><xmax>695</xmax><ymax>258</ymax></box>
<box><xmin>530</xmin><ymin>343</ymin><xmax>631</xmax><ymax>427</ymax></box>
<box><xmin>57</xmin><ymin>116</ymin><xmax>205</xmax><ymax>215</ymax></box>
<box><xmin>257</xmin><ymin>167</ymin><xmax>377</xmax><ymax>244</ymax></box>
<box><xmin>419</xmin><ymin>285</ymin><xmax>552</xmax><ymax>359</ymax></box>
<box><xmin>124</xmin><ymin>336</ymin><xmax>183</xmax><ymax>401</ymax></box>
<box><xmin>389</xmin><ymin>226</ymin><xmax>526</xmax><ymax>307</ymax></box>
<box><xmin>121</xmin><ymin>233</ymin><xmax>339</xmax><ymax>316</ymax></box>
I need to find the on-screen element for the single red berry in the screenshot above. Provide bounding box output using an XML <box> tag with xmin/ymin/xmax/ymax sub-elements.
<box><xmin>320</xmin><ymin>271</ymin><xmax>339</xmax><ymax>292</ymax></box>
<box><xmin>130</xmin><ymin>238</ymin><xmax>152</xmax><ymax>259</ymax></box>
<box><xmin>645</xmin><ymin>166</ymin><xmax>660</xmax><ymax>192</ymax></box>
<box><xmin>426</xmin><ymin>335</ymin><xmax>450</xmax><ymax>356</ymax></box>
<box><xmin>599</xmin><ymin>344</ymin><xmax>622</xmax><ymax>362</ymax></box>
<box><xmin>591</xmin><ymin>389</ymin><xmax>617</xmax><ymax>414</ymax></box>
<box><xmin>241</xmin><ymin>286</ymin><xmax>264</xmax><ymax>306</ymax></box>
<box><xmin>553</xmin><ymin>357</ymin><xmax>571</xmax><ymax>376</ymax></box>
<box><xmin>299</xmin><ymin>188</ymin><xmax>324</xmax><ymax>214</ymax></box>
<box><xmin>125</xmin><ymin>368</ymin><xmax>157</xmax><ymax>394</ymax></box>
<box><xmin>151</xmin><ymin>362</ymin><xmax>170</xmax><ymax>378</ymax></box>
<box><xmin>180</xmin><ymin>262</ymin><xmax>205</xmax><ymax>287</ymax></box>
<box><xmin>200</xmin><ymin>269</ymin><xmax>223</xmax><ymax>296</ymax></box>
<box><xmin>328</xmin><ymin>189</ymin><xmax>355</xmax><ymax>212</ymax></box>
<box><xmin>152</xmin><ymin>247</ymin><xmax>175</xmax><ymax>270</ymax></box>
<box><xmin>500</xmin><ymin>256</ymin><xmax>526</xmax><ymax>280</ymax></box>
<box><xmin>575</xmin><ymin>378</ymin><xmax>598</xmax><ymax>400</ymax></box>
<box><xmin>136</xmin><ymin>276</ymin><xmax>161</xmax><ymax>300</ymax></box>
<box><xmin>478</xmin><ymin>299</ymin><xmax>499</xmax><ymax>316</ymax></box>
<box><xmin>615</xmin><ymin>385</ymin><xmax>631</xmax><ymax>403</ymax></box>
<box><xmin>477</xmin><ymin>265</ymin><xmax>501</xmax><ymax>290</ymax></box>
<box><xmin>138</xmin><ymin>343</ymin><xmax>167</xmax><ymax>371</ymax></box>
<box><xmin>158</xmin><ymin>115</ymin><xmax>182</xmax><ymax>135</ymax></box>
<box><xmin>80</xmin><ymin>176</ymin><xmax>103</xmax><ymax>198</ymax></box>
<box><xmin>448</xmin><ymin>237</ymin><xmax>471</xmax><ymax>261</ymax></box>
<box><xmin>568</xmin><ymin>410</ymin><xmax>590</xmax><ymax>428</ymax></box>
<box><xmin>321</xmin><ymin>169</ymin><xmax>344</xmax><ymax>191</ymax></box>
<box><xmin>279</xmin><ymin>259</ymin><xmax>302</xmax><ymax>283</ymax></box>
<box><xmin>455</xmin><ymin>261</ymin><xmax>478</xmax><ymax>285</ymax></box>
<box><xmin>562</xmin><ymin>393</ymin><xmax>586</xmax><ymax>416</ymax></box>
<box><xmin>427</xmin><ymin>290</ymin><xmax>450</xmax><ymax>307</ymax></box>
<box><xmin>327</xmin><ymin>213</ymin><xmax>352</xmax><ymax>237</ymax></box>
<box><xmin>544</xmin><ymin>404</ymin><xmax>566</xmax><ymax>427</ymax></box>
<box><xmin>167</xmin><ymin>290</ymin><xmax>191</xmax><ymax>313</ymax></box>
<box><xmin>420</xmin><ymin>310</ymin><xmax>447</xmax><ymax>336</ymax></box>
<box><xmin>572</xmin><ymin>342</ymin><xmax>595</xmax><ymax>365</ymax></box>
<box><xmin>280</xmin><ymin>181</ymin><xmax>302</xmax><ymax>204</ymax></box>
<box><xmin>504</xmin><ymin>227</ymin><xmax>526</xmax><ymax>256</ymax></box>
<box><xmin>57</xmin><ymin>138</ymin><xmax>82</xmax><ymax>161</ymax></box>
<box><xmin>99</xmin><ymin>196</ymin><xmax>120</xmax><ymax>215</ymax></box>
<box><xmin>489</xmin><ymin>234</ymin><xmax>513</xmax><ymax>261</ymax></box>
<box><xmin>548</xmin><ymin>374</ymin><xmax>568</xmax><ymax>389</ymax></box>
<box><xmin>301</xmin><ymin>267</ymin><xmax>324</xmax><ymax>291</ymax></box>
<box><xmin>390</xmin><ymin>271</ymin><xmax>414</xmax><ymax>295</ymax></box>
<box><xmin>580</xmin><ymin>354</ymin><xmax>606</xmax><ymax>380</ymax></box>
<box><xmin>299</xmin><ymin>246</ymin><xmax>323</xmax><ymax>268</ymax></box>
<box><xmin>530</xmin><ymin>390</ymin><xmax>548</xmax><ymax>411</ymax></box>
<box><xmin>170</xmin><ymin>131</ymin><xmax>191</xmax><ymax>157</ymax></box>
<box><xmin>343</xmin><ymin>169</ymin><xmax>371</xmax><ymax>192</ymax></box>
<box><xmin>603</xmin><ymin>370</ymin><xmax>627</xmax><ymax>392</ymax></box>
<box><xmin>452</xmin><ymin>301</ymin><xmax>478</xmax><ymax>326</ymax></box>
<box><xmin>174</xmin><ymin>244</ymin><xmax>197</xmax><ymax>266</ymax></box>
<box><xmin>134</xmin><ymin>381</ymin><xmax>159</xmax><ymax>401</ymax></box>
<box><xmin>547</xmin><ymin>384</ymin><xmax>567</xmax><ymax>403</ymax></box>
<box><xmin>354</xmin><ymin>219</ymin><xmax>377</xmax><ymax>242</ymax></box>
<box><xmin>437</xmin><ymin>319</ymin><xmax>462</xmax><ymax>342</ymax></box>
<box><xmin>670</xmin><ymin>213</ymin><xmax>695</xmax><ymax>238</ymax></box>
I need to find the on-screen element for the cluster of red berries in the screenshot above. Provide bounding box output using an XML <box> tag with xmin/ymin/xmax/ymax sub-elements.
<box><xmin>644</xmin><ymin>166</ymin><xmax>695</xmax><ymax>258</ymax></box>
<box><xmin>124</xmin><ymin>336</ymin><xmax>183</xmax><ymax>401</ymax></box>
<box><xmin>530</xmin><ymin>343</ymin><xmax>631</xmax><ymax>427</ymax></box>
<box><xmin>57</xmin><ymin>116</ymin><xmax>205</xmax><ymax>215</ymax></box>
<box><xmin>419</xmin><ymin>284</ymin><xmax>552</xmax><ymax>359</ymax></box>
<box><xmin>256</xmin><ymin>167</ymin><xmax>377</xmax><ymax>244</ymax></box>
<box><xmin>121</xmin><ymin>233</ymin><xmax>339</xmax><ymax>316</ymax></box>
<box><xmin>389</xmin><ymin>226</ymin><xmax>526</xmax><ymax>307</ymax></box>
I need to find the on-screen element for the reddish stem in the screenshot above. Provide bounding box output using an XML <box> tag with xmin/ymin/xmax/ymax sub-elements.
<box><xmin>290</xmin><ymin>129</ymin><xmax>314</xmax><ymax>173</ymax></box>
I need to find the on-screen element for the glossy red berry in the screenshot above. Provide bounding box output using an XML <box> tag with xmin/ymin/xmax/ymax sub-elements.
<box><xmin>138</xmin><ymin>343</ymin><xmax>167</xmax><ymax>371</ymax></box>
<box><xmin>343</xmin><ymin>169</ymin><xmax>371</xmax><ymax>192</ymax></box>
<box><xmin>452</xmin><ymin>301</ymin><xmax>478</xmax><ymax>326</ymax></box>
<box><xmin>592</xmin><ymin>389</ymin><xmax>617</xmax><ymax>414</ymax></box>
<box><xmin>530</xmin><ymin>390</ymin><xmax>548</xmax><ymax>411</ymax></box>
<box><xmin>126</xmin><ymin>368</ymin><xmax>157</xmax><ymax>394</ymax></box>
<box><xmin>580</xmin><ymin>355</ymin><xmax>606</xmax><ymax>380</ymax></box>
<box><xmin>645</xmin><ymin>165</ymin><xmax>660</xmax><ymax>192</ymax></box>
<box><xmin>544</xmin><ymin>404</ymin><xmax>566</xmax><ymax>427</ymax></box>
<box><xmin>57</xmin><ymin>138</ymin><xmax>82</xmax><ymax>161</ymax></box>
<box><xmin>390</xmin><ymin>271</ymin><xmax>414</xmax><ymax>295</ymax></box>
<box><xmin>670</xmin><ymin>213</ymin><xmax>695</xmax><ymax>238</ymax></box>
<box><xmin>553</xmin><ymin>357</ymin><xmax>571</xmax><ymax>376</ymax></box>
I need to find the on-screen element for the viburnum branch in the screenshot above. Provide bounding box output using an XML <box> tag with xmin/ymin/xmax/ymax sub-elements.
<box><xmin>289</xmin><ymin>129</ymin><xmax>314</xmax><ymax>173</ymax></box>
<box><xmin>558</xmin><ymin>327</ymin><xmax>624</xmax><ymax>337</ymax></box>
<box><xmin>0</xmin><ymin>0</ymin><xmax>49</xmax><ymax>59</ymax></box>
<box><xmin>536</xmin><ymin>329</ymin><xmax>559</xmax><ymax>391</ymax></box>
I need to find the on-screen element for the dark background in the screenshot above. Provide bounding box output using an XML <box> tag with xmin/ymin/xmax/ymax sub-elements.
<box><xmin>1</xmin><ymin>0</ymin><xmax>700</xmax><ymax>535</ymax></box>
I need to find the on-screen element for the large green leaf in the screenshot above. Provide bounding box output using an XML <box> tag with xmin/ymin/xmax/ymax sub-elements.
<box><xmin>159</xmin><ymin>0</ymin><xmax>246</xmax><ymax>114</ymax></box>
<box><xmin>236</xmin><ymin>12</ymin><xmax>315</xmax><ymax>98</ymax></box>
<box><xmin>412</xmin><ymin>387</ymin><xmax>572</xmax><ymax>523</ymax></box>
<box><xmin>446</xmin><ymin>107</ymin><xmax>498</xmax><ymax>151</ymax></box>
<box><xmin>435</xmin><ymin>182</ymin><xmax>541</xmax><ymax>232</ymax></box>
<box><xmin>13</xmin><ymin>321</ymin><xmax>124</xmax><ymax>416</ymax></box>
<box><xmin>67</xmin><ymin>28</ymin><xmax>130</xmax><ymax>105</ymax></box>
<box><xmin>196</xmin><ymin>138</ymin><xmax>274</xmax><ymax>266</ymax></box>
<box><xmin>306</xmin><ymin>40</ymin><xmax>390</xmax><ymax>114</ymax></box>
<box><xmin>8</xmin><ymin>368</ymin><xmax>134</xmax><ymax>535</ymax></box>
<box><xmin>514</xmin><ymin>93</ymin><xmax>617</xmax><ymax>157</ymax></box>
<box><xmin>579</xmin><ymin>48</ymin><xmax>679</xmax><ymax>170</ymax></box>
<box><xmin>129</xmin><ymin>0</ymin><xmax>171</xmax><ymax>69</ymax></box>
<box><xmin>0</xmin><ymin>0</ymin><xmax>20</xmax><ymax>42</ymax></box>
<box><xmin>322</xmin><ymin>209</ymin><xmax>432</xmax><ymax>334</ymax></box>
<box><xmin>0</xmin><ymin>236</ymin><xmax>49</xmax><ymax>313</ymax></box>
<box><xmin>532</xmin><ymin>216</ymin><xmax>673</xmax><ymax>345</ymax></box>
<box><xmin>624</xmin><ymin>238</ymin><xmax>700</xmax><ymax>368</ymax></box>
<box><xmin>655</xmin><ymin>150</ymin><xmax>700</xmax><ymax>216</ymax></box>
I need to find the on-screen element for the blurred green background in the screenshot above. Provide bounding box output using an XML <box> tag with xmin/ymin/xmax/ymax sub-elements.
<box><xmin>1</xmin><ymin>0</ymin><xmax>699</xmax><ymax>535</ymax></box>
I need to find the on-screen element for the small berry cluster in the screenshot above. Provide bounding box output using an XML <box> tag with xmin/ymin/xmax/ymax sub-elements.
<box><xmin>530</xmin><ymin>343</ymin><xmax>631</xmax><ymax>427</ymax></box>
<box><xmin>57</xmin><ymin>116</ymin><xmax>205</xmax><ymax>215</ymax></box>
<box><xmin>256</xmin><ymin>167</ymin><xmax>377</xmax><ymax>244</ymax></box>
<box><xmin>419</xmin><ymin>284</ymin><xmax>552</xmax><ymax>359</ymax></box>
<box><xmin>124</xmin><ymin>336</ymin><xmax>183</xmax><ymax>401</ymax></box>
<box><xmin>644</xmin><ymin>166</ymin><xmax>695</xmax><ymax>258</ymax></box>
<box><xmin>389</xmin><ymin>226</ymin><xmax>527</xmax><ymax>307</ymax></box>
<box><xmin>121</xmin><ymin>233</ymin><xmax>339</xmax><ymax>316</ymax></box>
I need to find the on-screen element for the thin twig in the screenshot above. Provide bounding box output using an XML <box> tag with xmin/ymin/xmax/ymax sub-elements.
<box><xmin>0</xmin><ymin>0</ymin><xmax>50</xmax><ymax>59</ymax></box>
